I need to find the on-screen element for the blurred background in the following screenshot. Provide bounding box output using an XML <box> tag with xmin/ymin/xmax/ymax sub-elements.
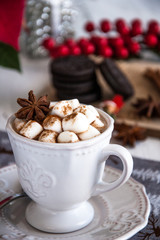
<box><xmin>1</xmin><ymin>2</ymin><xmax>160</xmax><ymax>238</ymax></box>
<box><xmin>0</xmin><ymin>0</ymin><xmax>160</xmax><ymax>160</ymax></box>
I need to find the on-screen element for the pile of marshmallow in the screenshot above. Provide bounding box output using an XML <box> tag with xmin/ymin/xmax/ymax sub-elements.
<box><xmin>14</xmin><ymin>99</ymin><xmax>105</xmax><ymax>143</ymax></box>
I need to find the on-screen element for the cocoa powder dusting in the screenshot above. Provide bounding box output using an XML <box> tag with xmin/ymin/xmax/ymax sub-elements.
<box><xmin>63</xmin><ymin>112</ymin><xmax>78</xmax><ymax>121</ymax></box>
<box><xmin>62</xmin><ymin>104</ymin><xmax>72</xmax><ymax>115</ymax></box>
<box><xmin>77</xmin><ymin>105</ymin><xmax>87</xmax><ymax>115</ymax></box>
<box><xmin>39</xmin><ymin>130</ymin><xmax>58</xmax><ymax>142</ymax></box>
<box><xmin>43</xmin><ymin>115</ymin><xmax>61</xmax><ymax>128</ymax></box>
<box><xmin>21</xmin><ymin>120</ymin><xmax>32</xmax><ymax>133</ymax></box>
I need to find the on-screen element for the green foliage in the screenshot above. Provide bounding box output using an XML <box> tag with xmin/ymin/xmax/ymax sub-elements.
<box><xmin>0</xmin><ymin>42</ymin><xmax>21</xmax><ymax>72</ymax></box>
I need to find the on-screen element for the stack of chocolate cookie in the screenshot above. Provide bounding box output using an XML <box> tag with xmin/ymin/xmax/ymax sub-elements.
<box><xmin>50</xmin><ymin>55</ymin><xmax>102</xmax><ymax>103</ymax></box>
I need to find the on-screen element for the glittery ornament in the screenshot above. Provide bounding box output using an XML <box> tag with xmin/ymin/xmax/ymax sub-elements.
<box><xmin>20</xmin><ymin>0</ymin><xmax>77</xmax><ymax>57</ymax></box>
<box><xmin>56</xmin><ymin>0</ymin><xmax>77</xmax><ymax>43</ymax></box>
<box><xmin>20</xmin><ymin>0</ymin><xmax>51</xmax><ymax>57</ymax></box>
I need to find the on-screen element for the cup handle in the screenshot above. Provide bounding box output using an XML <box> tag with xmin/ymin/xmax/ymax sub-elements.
<box><xmin>92</xmin><ymin>144</ymin><xmax>133</xmax><ymax>196</ymax></box>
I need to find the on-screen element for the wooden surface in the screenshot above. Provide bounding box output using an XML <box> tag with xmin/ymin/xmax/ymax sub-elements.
<box><xmin>97</xmin><ymin>60</ymin><xmax>160</xmax><ymax>137</ymax></box>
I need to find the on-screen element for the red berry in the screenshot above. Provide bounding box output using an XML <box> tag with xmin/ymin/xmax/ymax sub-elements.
<box><xmin>90</xmin><ymin>35</ymin><xmax>99</xmax><ymax>45</ymax></box>
<box><xmin>97</xmin><ymin>37</ymin><xmax>108</xmax><ymax>47</ymax></box>
<box><xmin>83</xmin><ymin>43</ymin><xmax>95</xmax><ymax>55</ymax></box>
<box><xmin>118</xmin><ymin>26</ymin><xmax>130</xmax><ymax>35</ymax></box>
<box><xmin>100</xmin><ymin>19</ymin><xmax>111</xmax><ymax>32</ymax></box>
<box><xmin>115</xmin><ymin>19</ymin><xmax>126</xmax><ymax>28</ymax></box>
<box><xmin>109</xmin><ymin>37</ymin><xmax>124</xmax><ymax>48</ymax></box>
<box><xmin>42</xmin><ymin>37</ymin><xmax>55</xmax><ymax>50</ymax></box>
<box><xmin>157</xmin><ymin>41</ymin><xmax>160</xmax><ymax>50</ymax></box>
<box><xmin>112</xmin><ymin>95</ymin><xmax>124</xmax><ymax>109</ymax></box>
<box><xmin>99</xmin><ymin>46</ymin><xmax>113</xmax><ymax>57</ymax></box>
<box><xmin>50</xmin><ymin>47</ymin><xmax>59</xmax><ymax>58</ymax></box>
<box><xmin>123</xmin><ymin>35</ymin><xmax>132</xmax><ymax>45</ymax></box>
<box><xmin>70</xmin><ymin>45</ymin><xmax>81</xmax><ymax>55</ymax></box>
<box><xmin>128</xmin><ymin>41</ymin><xmax>140</xmax><ymax>54</ymax></box>
<box><xmin>58</xmin><ymin>45</ymin><xmax>69</xmax><ymax>56</ymax></box>
<box><xmin>145</xmin><ymin>34</ymin><xmax>158</xmax><ymax>47</ymax></box>
<box><xmin>130</xmin><ymin>25</ymin><xmax>142</xmax><ymax>36</ymax></box>
<box><xmin>77</xmin><ymin>38</ymin><xmax>90</xmax><ymax>47</ymax></box>
<box><xmin>65</xmin><ymin>39</ymin><xmax>75</xmax><ymax>48</ymax></box>
<box><xmin>148</xmin><ymin>20</ymin><xmax>159</xmax><ymax>34</ymax></box>
<box><xmin>131</xmin><ymin>19</ymin><xmax>142</xmax><ymax>28</ymax></box>
<box><xmin>85</xmin><ymin>21</ymin><xmax>95</xmax><ymax>32</ymax></box>
<box><xmin>116</xmin><ymin>47</ymin><xmax>129</xmax><ymax>59</ymax></box>
<box><xmin>115</xmin><ymin>19</ymin><xmax>129</xmax><ymax>35</ymax></box>
<box><xmin>114</xmin><ymin>37</ymin><xmax>124</xmax><ymax>47</ymax></box>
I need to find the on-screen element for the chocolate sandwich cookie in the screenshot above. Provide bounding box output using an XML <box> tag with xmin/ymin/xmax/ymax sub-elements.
<box><xmin>57</xmin><ymin>87</ymin><xmax>102</xmax><ymax>104</ymax></box>
<box><xmin>53</xmin><ymin>79</ymin><xmax>98</xmax><ymax>95</ymax></box>
<box><xmin>50</xmin><ymin>55</ymin><xmax>95</xmax><ymax>82</ymax></box>
<box><xmin>99</xmin><ymin>59</ymin><xmax>134</xmax><ymax>99</ymax></box>
<box><xmin>52</xmin><ymin>72</ymin><xmax>95</xmax><ymax>83</ymax></box>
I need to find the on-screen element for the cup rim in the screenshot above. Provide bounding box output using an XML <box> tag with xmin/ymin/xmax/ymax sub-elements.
<box><xmin>6</xmin><ymin>108</ymin><xmax>114</xmax><ymax>150</ymax></box>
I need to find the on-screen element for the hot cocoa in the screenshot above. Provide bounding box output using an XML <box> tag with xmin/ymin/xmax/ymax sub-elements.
<box><xmin>13</xmin><ymin>91</ymin><xmax>107</xmax><ymax>143</ymax></box>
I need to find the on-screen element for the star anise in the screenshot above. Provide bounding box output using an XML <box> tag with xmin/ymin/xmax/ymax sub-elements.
<box><xmin>144</xmin><ymin>68</ymin><xmax>160</xmax><ymax>90</ymax></box>
<box><xmin>132</xmin><ymin>96</ymin><xmax>160</xmax><ymax>118</ymax></box>
<box><xmin>15</xmin><ymin>90</ymin><xmax>50</xmax><ymax>122</ymax></box>
<box><xmin>114</xmin><ymin>123</ymin><xmax>146</xmax><ymax>147</ymax></box>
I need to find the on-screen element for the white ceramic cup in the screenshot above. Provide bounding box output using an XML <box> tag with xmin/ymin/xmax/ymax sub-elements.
<box><xmin>6</xmin><ymin>109</ymin><xmax>133</xmax><ymax>233</ymax></box>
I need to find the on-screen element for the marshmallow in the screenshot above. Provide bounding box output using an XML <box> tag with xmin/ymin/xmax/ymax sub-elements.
<box><xmin>20</xmin><ymin>120</ymin><xmax>43</xmax><ymax>139</ymax></box>
<box><xmin>49</xmin><ymin>102</ymin><xmax>56</xmax><ymax>115</ymax></box>
<box><xmin>57</xmin><ymin>131</ymin><xmax>79</xmax><ymax>143</ymax></box>
<box><xmin>14</xmin><ymin>118</ymin><xmax>26</xmax><ymax>132</ymax></box>
<box><xmin>87</xmin><ymin>105</ymin><xmax>99</xmax><ymax>118</ymax></box>
<box><xmin>62</xmin><ymin>112</ymin><xmax>89</xmax><ymax>133</ymax></box>
<box><xmin>78</xmin><ymin>125</ymin><xmax>100</xmax><ymax>140</ymax></box>
<box><xmin>91</xmin><ymin>117</ymin><xmax>105</xmax><ymax>129</ymax></box>
<box><xmin>69</xmin><ymin>99</ymin><xmax>80</xmax><ymax>110</ymax></box>
<box><xmin>43</xmin><ymin>115</ymin><xmax>62</xmax><ymax>133</ymax></box>
<box><xmin>38</xmin><ymin>130</ymin><xmax>58</xmax><ymax>143</ymax></box>
<box><xmin>50</xmin><ymin>101</ymin><xmax>73</xmax><ymax>118</ymax></box>
<box><xmin>74</xmin><ymin>105</ymin><xmax>97</xmax><ymax>124</ymax></box>
<box><xmin>49</xmin><ymin>102</ymin><xmax>56</xmax><ymax>108</ymax></box>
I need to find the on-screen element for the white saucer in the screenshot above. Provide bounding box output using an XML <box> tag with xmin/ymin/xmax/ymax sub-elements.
<box><xmin>0</xmin><ymin>165</ymin><xmax>150</xmax><ymax>240</ymax></box>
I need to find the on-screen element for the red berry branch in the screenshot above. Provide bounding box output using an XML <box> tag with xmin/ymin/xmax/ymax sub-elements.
<box><xmin>42</xmin><ymin>18</ymin><xmax>160</xmax><ymax>60</ymax></box>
